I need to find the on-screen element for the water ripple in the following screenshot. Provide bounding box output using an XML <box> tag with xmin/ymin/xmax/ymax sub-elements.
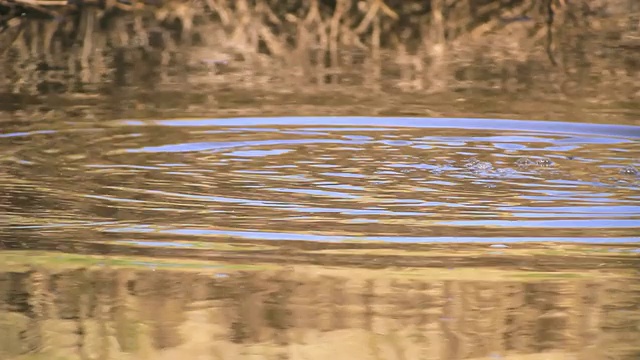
<box><xmin>2</xmin><ymin>117</ymin><xmax>639</xmax><ymax>244</ymax></box>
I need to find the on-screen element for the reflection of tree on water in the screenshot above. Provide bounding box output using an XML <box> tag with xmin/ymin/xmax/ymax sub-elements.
<box><xmin>0</xmin><ymin>0</ymin><xmax>638</xmax><ymax>108</ymax></box>
<box><xmin>0</xmin><ymin>265</ymin><xmax>638</xmax><ymax>359</ymax></box>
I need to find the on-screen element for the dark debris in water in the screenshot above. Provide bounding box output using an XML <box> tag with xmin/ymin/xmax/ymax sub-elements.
<box><xmin>515</xmin><ymin>157</ymin><xmax>555</xmax><ymax>168</ymax></box>
<box><xmin>619</xmin><ymin>166</ymin><xmax>638</xmax><ymax>176</ymax></box>
<box><xmin>535</xmin><ymin>158</ymin><xmax>555</xmax><ymax>167</ymax></box>
<box><xmin>464</xmin><ymin>157</ymin><xmax>494</xmax><ymax>171</ymax></box>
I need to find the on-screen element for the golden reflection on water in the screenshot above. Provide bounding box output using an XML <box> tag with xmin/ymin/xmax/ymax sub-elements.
<box><xmin>1</xmin><ymin>95</ymin><xmax>639</xmax><ymax>360</ymax></box>
<box><xmin>1</xmin><ymin>1</ymin><xmax>640</xmax><ymax>358</ymax></box>
<box><xmin>2</xmin><ymin>122</ymin><xmax>639</xmax><ymax>241</ymax></box>
<box><xmin>0</xmin><ymin>249</ymin><xmax>639</xmax><ymax>360</ymax></box>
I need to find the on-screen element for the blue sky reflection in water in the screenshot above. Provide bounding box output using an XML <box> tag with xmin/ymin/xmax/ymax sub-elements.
<box><xmin>3</xmin><ymin>3</ymin><xmax>640</xmax><ymax>358</ymax></box>
<box><xmin>104</xmin><ymin>225</ymin><xmax>640</xmax><ymax>244</ymax></box>
<box><xmin>2</xmin><ymin>117</ymin><xmax>639</xmax><ymax>245</ymax></box>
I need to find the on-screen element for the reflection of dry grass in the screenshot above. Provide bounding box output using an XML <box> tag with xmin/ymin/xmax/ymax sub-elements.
<box><xmin>0</xmin><ymin>0</ymin><xmax>638</xmax><ymax>102</ymax></box>
<box><xmin>0</xmin><ymin>251</ymin><xmax>638</xmax><ymax>360</ymax></box>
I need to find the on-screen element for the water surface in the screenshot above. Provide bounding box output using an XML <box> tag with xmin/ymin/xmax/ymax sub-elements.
<box><xmin>2</xmin><ymin>116</ymin><xmax>638</xmax><ymax>245</ymax></box>
<box><xmin>2</xmin><ymin>0</ymin><xmax>640</xmax><ymax>357</ymax></box>
<box><xmin>1</xmin><ymin>116</ymin><xmax>639</xmax><ymax>360</ymax></box>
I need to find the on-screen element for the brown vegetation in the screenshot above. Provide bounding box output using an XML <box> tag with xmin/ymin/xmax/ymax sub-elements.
<box><xmin>0</xmin><ymin>0</ymin><xmax>638</xmax><ymax>108</ymax></box>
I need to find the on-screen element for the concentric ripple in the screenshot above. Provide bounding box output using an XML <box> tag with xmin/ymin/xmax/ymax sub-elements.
<box><xmin>1</xmin><ymin>117</ymin><xmax>639</xmax><ymax>244</ymax></box>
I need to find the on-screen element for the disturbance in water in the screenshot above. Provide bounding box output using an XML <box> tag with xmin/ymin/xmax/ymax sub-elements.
<box><xmin>1</xmin><ymin>117</ymin><xmax>639</xmax><ymax>246</ymax></box>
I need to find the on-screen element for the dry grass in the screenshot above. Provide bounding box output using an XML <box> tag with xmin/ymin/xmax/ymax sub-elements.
<box><xmin>0</xmin><ymin>0</ymin><xmax>638</xmax><ymax>100</ymax></box>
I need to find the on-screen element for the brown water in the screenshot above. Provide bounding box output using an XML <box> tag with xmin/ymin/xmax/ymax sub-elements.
<box><xmin>1</xmin><ymin>114</ymin><xmax>639</xmax><ymax>360</ymax></box>
<box><xmin>2</xmin><ymin>3</ymin><xmax>640</xmax><ymax>359</ymax></box>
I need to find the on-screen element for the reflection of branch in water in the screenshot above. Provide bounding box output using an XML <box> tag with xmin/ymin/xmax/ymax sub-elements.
<box><xmin>545</xmin><ymin>0</ymin><xmax>558</xmax><ymax>66</ymax></box>
<box><xmin>0</xmin><ymin>262</ymin><xmax>638</xmax><ymax>359</ymax></box>
<box><xmin>0</xmin><ymin>17</ymin><xmax>25</xmax><ymax>55</ymax></box>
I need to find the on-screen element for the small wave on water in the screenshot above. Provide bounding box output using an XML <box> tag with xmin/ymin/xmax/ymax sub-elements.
<box><xmin>1</xmin><ymin>117</ymin><xmax>639</xmax><ymax>250</ymax></box>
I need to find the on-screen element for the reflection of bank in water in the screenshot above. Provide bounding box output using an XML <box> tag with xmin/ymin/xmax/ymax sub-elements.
<box><xmin>0</xmin><ymin>249</ymin><xmax>638</xmax><ymax>360</ymax></box>
<box><xmin>0</xmin><ymin>0</ymin><xmax>638</xmax><ymax>99</ymax></box>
